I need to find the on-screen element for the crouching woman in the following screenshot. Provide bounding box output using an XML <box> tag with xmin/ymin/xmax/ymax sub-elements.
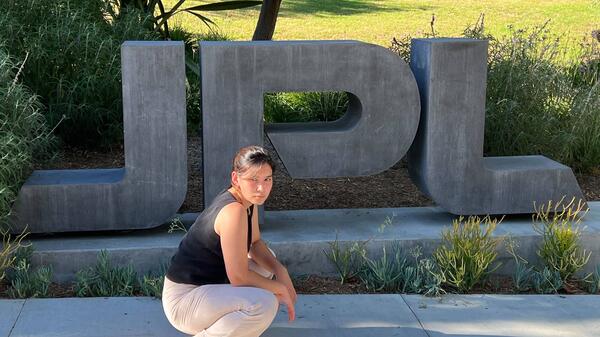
<box><xmin>162</xmin><ymin>145</ymin><xmax>296</xmax><ymax>337</ymax></box>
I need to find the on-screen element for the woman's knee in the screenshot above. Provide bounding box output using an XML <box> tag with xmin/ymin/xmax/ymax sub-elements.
<box><xmin>247</xmin><ymin>289</ymin><xmax>279</xmax><ymax>321</ymax></box>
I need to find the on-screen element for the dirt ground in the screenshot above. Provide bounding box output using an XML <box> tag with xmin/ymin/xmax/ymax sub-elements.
<box><xmin>35</xmin><ymin>135</ymin><xmax>600</xmax><ymax>213</ymax></box>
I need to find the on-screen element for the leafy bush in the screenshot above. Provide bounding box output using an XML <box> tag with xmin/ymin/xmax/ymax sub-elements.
<box><xmin>391</xmin><ymin>18</ymin><xmax>600</xmax><ymax>173</ymax></box>
<box><xmin>0</xmin><ymin>47</ymin><xmax>57</xmax><ymax>230</ymax></box>
<box><xmin>434</xmin><ymin>215</ymin><xmax>503</xmax><ymax>293</ymax></box>
<box><xmin>0</xmin><ymin>0</ymin><xmax>159</xmax><ymax>148</ymax></box>
<box><xmin>6</xmin><ymin>246</ymin><xmax>52</xmax><ymax>298</ymax></box>
<box><xmin>177</xmin><ymin>29</ymin><xmax>231</xmax><ymax>133</ymax></box>
<box><xmin>533</xmin><ymin>197</ymin><xmax>591</xmax><ymax>281</ymax></box>
<box><xmin>264</xmin><ymin>91</ymin><xmax>349</xmax><ymax>124</ymax></box>
<box><xmin>75</xmin><ymin>250</ymin><xmax>138</xmax><ymax>297</ymax></box>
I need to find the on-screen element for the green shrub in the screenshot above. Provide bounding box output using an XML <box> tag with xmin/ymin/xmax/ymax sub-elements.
<box><xmin>358</xmin><ymin>245</ymin><xmax>445</xmax><ymax>296</ymax></box>
<box><xmin>0</xmin><ymin>47</ymin><xmax>57</xmax><ymax>231</ymax></box>
<box><xmin>584</xmin><ymin>265</ymin><xmax>600</xmax><ymax>294</ymax></box>
<box><xmin>0</xmin><ymin>0</ymin><xmax>159</xmax><ymax>148</ymax></box>
<box><xmin>533</xmin><ymin>197</ymin><xmax>591</xmax><ymax>281</ymax></box>
<box><xmin>75</xmin><ymin>250</ymin><xmax>138</xmax><ymax>297</ymax></box>
<box><xmin>178</xmin><ymin>29</ymin><xmax>231</xmax><ymax>134</ymax></box>
<box><xmin>531</xmin><ymin>267</ymin><xmax>563</xmax><ymax>294</ymax></box>
<box><xmin>391</xmin><ymin>19</ymin><xmax>600</xmax><ymax>173</ymax></box>
<box><xmin>140</xmin><ymin>274</ymin><xmax>164</xmax><ymax>298</ymax></box>
<box><xmin>264</xmin><ymin>91</ymin><xmax>349</xmax><ymax>124</ymax></box>
<box><xmin>139</xmin><ymin>264</ymin><xmax>167</xmax><ymax>299</ymax></box>
<box><xmin>323</xmin><ymin>233</ymin><xmax>367</xmax><ymax>284</ymax></box>
<box><xmin>434</xmin><ymin>216</ymin><xmax>503</xmax><ymax>293</ymax></box>
<box><xmin>0</xmin><ymin>228</ymin><xmax>28</xmax><ymax>283</ymax></box>
<box><xmin>359</xmin><ymin>244</ymin><xmax>404</xmax><ymax>292</ymax></box>
<box><xmin>6</xmin><ymin>245</ymin><xmax>52</xmax><ymax>298</ymax></box>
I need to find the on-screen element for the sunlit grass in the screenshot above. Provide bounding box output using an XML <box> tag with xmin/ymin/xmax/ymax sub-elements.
<box><xmin>164</xmin><ymin>0</ymin><xmax>599</xmax><ymax>48</ymax></box>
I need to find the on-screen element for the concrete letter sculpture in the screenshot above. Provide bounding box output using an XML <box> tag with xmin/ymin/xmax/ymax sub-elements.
<box><xmin>201</xmin><ymin>41</ymin><xmax>420</xmax><ymax>205</ymax></box>
<box><xmin>9</xmin><ymin>41</ymin><xmax>187</xmax><ymax>233</ymax></box>
<box><xmin>407</xmin><ymin>38</ymin><xmax>584</xmax><ymax>214</ymax></box>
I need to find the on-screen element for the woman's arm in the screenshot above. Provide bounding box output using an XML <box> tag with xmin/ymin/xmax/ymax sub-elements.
<box><xmin>216</xmin><ymin>203</ymin><xmax>285</xmax><ymax>293</ymax></box>
<box><xmin>249</xmin><ymin>206</ymin><xmax>297</xmax><ymax>304</ymax></box>
<box><xmin>217</xmin><ymin>202</ymin><xmax>295</xmax><ymax>320</ymax></box>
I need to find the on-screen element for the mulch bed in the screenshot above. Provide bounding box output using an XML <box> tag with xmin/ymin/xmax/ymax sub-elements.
<box><xmin>34</xmin><ymin>135</ymin><xmax>600</xmax><ymax>213</ymax></box>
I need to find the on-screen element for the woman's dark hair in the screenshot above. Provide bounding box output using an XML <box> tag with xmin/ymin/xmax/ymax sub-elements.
<box><xmin>232</xmin><ymin>145</ymin><xmax>276</xmax><ymax>175</ymax></box>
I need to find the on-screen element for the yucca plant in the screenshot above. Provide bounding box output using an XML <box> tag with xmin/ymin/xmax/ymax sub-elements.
<box><xmin>533</xmin><ymin>197</ymin><xmax>591</xmax><ymax>281</ymax></box>
<box><xmin>434</xmin><ymin>215</ymin><xmax>503</xmax><ymax>293</ymax></box>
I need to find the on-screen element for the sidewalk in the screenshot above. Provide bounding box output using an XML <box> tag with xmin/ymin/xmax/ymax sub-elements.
<box><xmin>2</xmin><ymin>294</ymin><xmax>599</xmax><ymax>337</ymax></box>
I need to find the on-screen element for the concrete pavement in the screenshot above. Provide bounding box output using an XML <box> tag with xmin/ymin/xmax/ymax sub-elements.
<box><xmin>2</xmin><ymin>294</ymin><xmax>599</xmax><ymax>337</ymax></box>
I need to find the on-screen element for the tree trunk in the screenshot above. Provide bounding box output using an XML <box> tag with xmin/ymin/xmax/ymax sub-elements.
<box><xmin>252</xmin><ymin>0</ymin><xmax>282</xmax><ymax>41</ymax></box>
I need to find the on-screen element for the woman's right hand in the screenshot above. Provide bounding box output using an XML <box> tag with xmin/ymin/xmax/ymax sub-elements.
<box><xmin>274</xmin><ymin>283</ymin><xmax>295</xmax><ymax>321</ymax></box>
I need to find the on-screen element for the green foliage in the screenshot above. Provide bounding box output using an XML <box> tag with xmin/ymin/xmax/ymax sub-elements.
<box><xmin>391</xmin><ymin>18</ymin><xmax>600</xmax><ymax>173</ymax></box>
<box><xmin>109</xmin><ymin>0</ymin><xmax>261</xmax><ymax>39</ymax></box>
<box><xmin>505</xmin><ymin>238</ymin><xmax>534</xmax><ymax>292</ymax></box>
<box><xmin>140</xmin><ymin>267</ymin><xmax>166</xmax><ymax>298</ymax></box>
<box><xmin>434</xmin><ymin>216</ymin><xmax>503</xmax><ymax>293</ymax></box>
<box><xmin>323</xmin><ymin>233</ymin><xmax>367</xmax><ymax>285</ymax></box>
<box><xmin>0</xmin><ymin>47</ymin><xmax>57</xmax><ymax>231</ymax></box>
<box><xmin>176</xmin><ymin>29</ymin><xmax>231</xmax><ymax>133</ymax></box>
<box><xmin>0</xmin><ymin>228</ymin><xmax>28</xmax><ymax>283</ymax></box>
<box><xmin>531</xmin><ymin>267</ymin><xmax>563</xmax><ymax>294</ymax></box>
<box><xmin>475</xmin><ymin>22</ymin><xmax>600</xmax><ymax>173</ymax></box>
<box><xmin>75</xmin><ymin>250</ymin><xmax>138</xmax><ymax>297</ymax></box>
<box><xmin>359</xmin><ymin>244</ymin><xmax>404</xmax><ymax>292</ymax></box>
<box><xmin>533</xmin><ymin>197</ymin><xmax>591</xmax><ymax>281</ymax></box>
<box><xmin>584</xmin><ymin>265</ymin><xmax>600</xmax><ymax>294</ymax></box>
<box><xmin>0</xmin><ymin>0</ymin><xmax>159</xmax><ymax>148</ymax></box>
<box><xmin>140</xmin><ymin>274</ymin><xmax>164</xmax><ymax>298</ymax></box>
<box><xmin>6</xmin><ymin>246</ymin><xmax>52</xmax><ymax>298</ymax></box>
<box><xmin>264</xmin><ymin>91</ymin><xmax>349</xmax><ymax>123</ymax></box>
<box><xmin>360</xmin><ymin>245</ymin><xmax>445</xmax><ymax>297</ymax></box>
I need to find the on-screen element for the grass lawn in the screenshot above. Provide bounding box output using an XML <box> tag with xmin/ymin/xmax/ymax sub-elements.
<box><xmin>165</xmin><ymin>0</ymin><xmax>599</xmax><ymax>47</ymax></box>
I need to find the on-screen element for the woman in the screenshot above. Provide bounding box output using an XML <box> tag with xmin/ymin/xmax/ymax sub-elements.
<box><xmin>163</xmin><ymin>145</ymin><xmax>297</xmax><ymax>337</ymax></box>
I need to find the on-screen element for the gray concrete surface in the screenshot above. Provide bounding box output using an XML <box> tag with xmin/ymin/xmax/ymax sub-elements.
<box><xmin>0</xmin><ymin>300</ymin><xmax>23</xmax><ymax>337</ymax></box>
<box><xmin>408</xmin><ymin>38</ymin><xmax>583</xmax><ymax>215</ymax></box>
<box><xmin>26</xmin><ymin>202</ymin><xmax>600</xmax><ymax>283</ymax></box>
<box><xmin>8</xmin><ymin>297</ymin><xmax>186</xmax><ymax>337</ymax></box>
<box><xmin>403</xmin><ymin>294</ymin><xmax>600</xmax><ymax>337</ymax></box>
<box><xmin>264</xmin><ymin>295</ymin><xmax>427</xmax><ymax>337</ymax></box>
<box><xmin>10</xmin><ymin>41</ymin><xmax>187</xmax><ymax>233</ymax></box>
<box><xmin>2</xmin><ymin>295</ymin><xmax>600</xmax><ymax>337</ymax></box>
<box><xmin>200</xmin><ymin>40</ymin><xmax>420</xmax><ymax>207</ymax></box>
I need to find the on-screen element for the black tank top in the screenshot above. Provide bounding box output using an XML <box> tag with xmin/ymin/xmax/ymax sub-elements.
<box><xmin>166</xmin><ymin>189</ymin><xmax>254</xmax><ymax>286</ymax></box>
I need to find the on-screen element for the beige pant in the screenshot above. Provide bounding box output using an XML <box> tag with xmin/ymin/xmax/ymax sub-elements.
<box><xmin>163</xmin><ymin>252</ymin><xmax>279</xmax><ymax>337</ymax></box>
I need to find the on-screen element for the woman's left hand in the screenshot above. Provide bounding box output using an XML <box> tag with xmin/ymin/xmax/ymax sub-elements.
<box><xmin>275</xmin><ymin>267</ymin><xmax>297</xmax><ymax>304</ymax></box>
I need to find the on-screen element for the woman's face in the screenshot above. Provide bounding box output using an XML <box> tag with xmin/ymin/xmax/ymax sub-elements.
<box><xmin>232</xmin><ymin>164</ymin><xmax>273</xmax><ymax>205</ymax></box>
